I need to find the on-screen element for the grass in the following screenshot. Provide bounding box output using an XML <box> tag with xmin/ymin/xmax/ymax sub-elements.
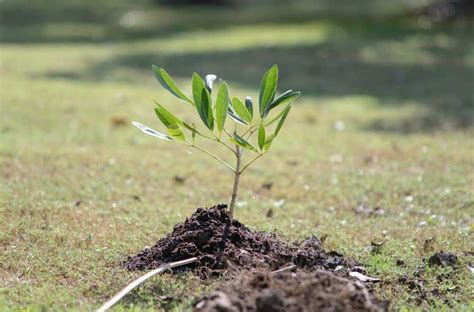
<box><xmin>1</xmin><ymin>0</ymin><xmax>473</xmax><ymax>311</ymax></box>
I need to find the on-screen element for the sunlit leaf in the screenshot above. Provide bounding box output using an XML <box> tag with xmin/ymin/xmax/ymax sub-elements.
<box><xmin>259</xmin><ymin>64</ymin><xmax>278</xmax><ymax>117</ymax></box>
<box><xmin>230</xmin><ymin>134</ymin><xmax>258</xmax><ymax>152</ymax></box>
<box><xmin>192</xmin><ymin>73</ymin><xmax>214</xmax><ymax>130</ymax></box>
<box><xmin>215</xmin><ymin>82</ymin><xmax>230</xmax><ymax>135</ymax></box>
<box><xmin>263</xmin><ymin>90</ymin><xmax>300</xmax><ymax>117</ymax></box>
<box><xmin>154</xmin><ymin>102</ymin><xmax>185</xmax><ymax>141</ymax></box>
<box><xmin>258</xmin><ymin>125</ymin><xmax>265</xmax><ymax>150</ymax></box>
<box><xmin>192</xmin><ymin>73</ymin><xmax>206</xmax><ymax>106</ymax></box>
<box><xmin>131</xmin><ymin>121</ymin><xmax>173</xmax><ymax>142</ymax></box>
<box><xmin>274</xmin><ymin>104</ymin><xmax>291</xmax><ymax>137</ymax></box>
<box><xmin>228</xmin><ymin>105</ymin><xmax>247</xmax><ymax>125</ymax></box>
<box><xmin>231</xmin><ymin>97</ymin><xmax>252</xmax><ymax>123</ymax></box>
<box><xmin>152</xmin><ymin>66</ymin><xmax>193</xmax><ymax>105</ymax></box>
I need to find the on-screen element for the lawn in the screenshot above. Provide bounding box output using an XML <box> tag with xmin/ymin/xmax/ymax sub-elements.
<box><xmin>1</xmin><ymin>0</ymin><xmax>473</xmax><ymax>311</ymax></box>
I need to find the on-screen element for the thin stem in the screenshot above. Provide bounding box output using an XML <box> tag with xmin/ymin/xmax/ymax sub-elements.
<box><xmin>191</xmin><ymin>144</ymin><xmax>236</xmax><ymax>173</ymax></box>
<box><xmin>193</xmin><ymin>131</ymin><xmax>214</xmax><ymax>140</ymax></box>
<box><xmin>215</xmin><ymin>138</ymin><xmax>238</xmax><ymax>156</ymax></box>
<box><xmin>241</xmin><ymin>124</ymin><xmax>258</xmax><ymax>137</ymax></box>
<box><xmin>229</xmin><ymin>146</ymin><xmax>241</xmax><ymax>217</ymax></box>
<box><xmin>240</xmin><ymin>153</ymin><xmax>264</xmax><ymax>173</ymax></box>
<box><xmin>223</xmin><ymin>128</ymin><xmax>233</xmax><ymax>138</ymax></box>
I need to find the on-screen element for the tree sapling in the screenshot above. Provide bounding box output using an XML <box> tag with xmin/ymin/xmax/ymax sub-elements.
<box><xmin>133</xmin><ymin>64</ymin><xmax>300</xmax><ymax>217</ymax></box>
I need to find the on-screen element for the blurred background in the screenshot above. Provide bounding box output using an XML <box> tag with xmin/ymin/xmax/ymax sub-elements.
<box><xmin>1</xmin><ymin>0</ymin><xmax>472</xmax><ymax>131</ymax></box>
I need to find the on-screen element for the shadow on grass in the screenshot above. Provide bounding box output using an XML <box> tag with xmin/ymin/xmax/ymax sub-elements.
<box><xmin>0</xmin><ymin>0</ymin><xmax>436</xmax><ymax>44</ymax></box>
<box><xmin>41</xmin><ymin>21</ymin><xmax>474</xmax><ymax>133</ymax></box>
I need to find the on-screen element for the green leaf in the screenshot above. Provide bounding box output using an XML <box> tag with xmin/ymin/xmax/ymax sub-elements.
<box><xmin>192</xmin><ymin>73</ymin><xmax>214</xmax><ymax>130</ymax></box>
<box><xmin>259</xmin><ymin>64</ymin><xmax>278</xmax><ymax>117</ymax></box>
<box><xmin>263</xmin><ymin>134</ymin><xmax>274</xmax><ymax>152</ymax></box>
<box><xmin>230</xmin><ymin>134</ymin><xmax>258</xmax><ymax>152</ymax></box>
<box><xmin>263</xmin><ymin>104</ymin><xmax>290</xmax><ymax>127</ymax></box>
<box><xmin>258</xmin><ymin>125</ymin><xmax>265</xmax><ymax>150</ymax></box>
<box><xmin>231</xmin><ymin>97</ymin><xmax>252</xmax><ymax>123</ymax></box>
<box><xmin>152</xmin><ymin>66</ymin><xmax>193</xmax><ymax>105</ymax></box>
<box><xmin>192</xmin><ymin>73</ymin><xmax>206</xmax><ymax>106</ymax></box>
<box><xmin>154</xmin><ymin>103</ymin><xmax>185</xmax><ymax>141</ymax></box>
<box><xmin>245</xmin><ymin>96</ymin><xmax>254</xmax><ymax>119</ymax></box>
<box><xmin>274</xmin><ymin>104</ymin><xmax>291</xmax><ymax>137</ymax></box>
<box><xmin>228</xmin><ymin>106</ymin><xmax>247</xmax><ymax>125</ymax></box>
<box><xmin>132</xmin><ymin>121</ymin><xmax>173</xmax><ymax>142</ymax></box>
<box><xmin>201</xmin><ymin>89</ymin><xmax>214</xmax><ymax>130</ymax></box>
<box><xmin>263</xmin><ymin>90</ymin><xmax>300</xmax><ymax>117</ymax></box>
<box><xmin>215</xmin><ymin>82</ymin><xmax>229</xmax><ymax>134</ymax></box>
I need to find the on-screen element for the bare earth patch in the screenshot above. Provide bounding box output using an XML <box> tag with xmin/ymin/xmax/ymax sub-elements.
<box><xmin>195</xmin><ymin>270</ymin><xmax>388</xmax><ymax>312</ymax></box>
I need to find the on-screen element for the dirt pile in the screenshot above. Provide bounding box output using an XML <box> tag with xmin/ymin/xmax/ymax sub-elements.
<box><xmin>124</xmin><ymin>205</ymin><xmax>351</xmax><ymax>275</ymax></box>
<box><xmin>195</xmin><ymin>270</ymin><xmax>388</xmax><ymax>312</ymax></box>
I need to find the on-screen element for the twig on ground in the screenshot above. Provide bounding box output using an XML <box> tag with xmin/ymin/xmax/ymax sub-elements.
<box><xmin>96</xmin><ymin>257</ymin><xmax>198</xmax><ymax>312</ymax></box>
<box><xmin>271</xmin><ymin>264</ymin><xmax>297</xmax><ymax>274</ymax></box>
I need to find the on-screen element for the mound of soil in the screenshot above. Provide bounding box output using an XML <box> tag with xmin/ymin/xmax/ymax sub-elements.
<box><xmin>124</xmin><ymin>205</ymin><xmax>351</xmax><ymax>275</ymax></box>
<box><xmin>195</xmin><ymin>270</ymin><xmax>388</xmax><ymax>312</ymax></box>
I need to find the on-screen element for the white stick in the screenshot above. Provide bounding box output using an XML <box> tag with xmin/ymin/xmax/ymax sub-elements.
<box><xmin>96</xmin><ymin>257</ymin><xmax>198</xmax><ymax>312</ymax></box>
<box><xmin>271</xmin><ymin>264</ymin><xmax>297</xmax><ymax>274</ymax></box>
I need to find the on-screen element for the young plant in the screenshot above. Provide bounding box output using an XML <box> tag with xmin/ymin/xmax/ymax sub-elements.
<box><xmin>133</xmin><ymin>64</ymin><xmax>300</xmax><ymax>217</ymax></box>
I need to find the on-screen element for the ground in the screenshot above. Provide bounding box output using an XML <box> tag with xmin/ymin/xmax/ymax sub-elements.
<box><xmin>0</xmin><ymin>0</ymin><xmax>473</xmax><ymax>311</ymax></box>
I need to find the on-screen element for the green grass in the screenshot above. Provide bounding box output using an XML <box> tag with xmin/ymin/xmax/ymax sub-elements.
<box><xmin>1</xmin><ymin>1</ymin><xmax>473</xmax><ymax>311</ymax></box>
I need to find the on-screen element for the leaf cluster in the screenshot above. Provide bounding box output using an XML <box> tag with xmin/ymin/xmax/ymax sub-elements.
<box><xmin>133</xmin><ymin>64</ymin><xmax>300</xmax><ymax>173</ymax></box>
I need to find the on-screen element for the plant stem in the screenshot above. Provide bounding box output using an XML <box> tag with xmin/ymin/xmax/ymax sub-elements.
<box><xmin>191</xmin><ymin>145</ymin><xmax>235</xmax><ymax>173</ymax></box>
<box><xmin>229</xmin><ymin>146</ymin><xmax>241</xmax><ymax>217</ymax></box>
<box><xmin>240</xmin><ymin>153</ymin><xmax>264</xmax><ymax>173</ymax></box>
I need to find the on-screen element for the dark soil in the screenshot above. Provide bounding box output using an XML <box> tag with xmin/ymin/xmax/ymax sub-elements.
<box><xmin>124</xmin><ymin>205</ymin><xmax>353</xmax><ymax>276</ymax></box>
<box><xmin>428</xmin><ymin>252</ymin><xmax>458</xmax><ymax>267</ymax></box>
<box><xmin>195</xmin><ymin>270</ymin><xmax>388</xmax><ymax>312</ymax></box>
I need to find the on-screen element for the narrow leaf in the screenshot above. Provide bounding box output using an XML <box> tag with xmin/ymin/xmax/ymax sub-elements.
<box><xmin>154</xmin><ymin>103</ymin><xmax>185</xmax><ymax>141</ymax></box>
<box><xmin>228</xmin><ymin>106</ymin><xmax>247</xmax><ymax>125</ymax></box>
<box><xmin>258</xmin><ymin>125</ymin><xmax>265</xmax><ymax>150</ymax></box>
<box><xmin>201</xmin><ymin>88</ymin><xmax>214</xmax><ymax>130</ymax></box>
<box><xmin>231</xmin><ymin>97</ymin><xmax>252</xmax><ymax>123</ymax></box>
<box><xmin>152</xmin><ymin>66</ymin><xmax>193</xmax><ymax>105</ymax></box>
<box><xmin>274</xmin><ymin>104</ymin><xmax>291</xmax><ymax>137</ymax></box>
<box><xmin>230</xmin><ymin>134</ymin><xmax>258</xmax><ymax>152</ymax></box>
<box><xmin>215</xmin><ymin>82</ymin><xmax>230</xmax><ymax>134</ymax></box>
<box><xmin>263</xmin><ymin>134</ymin><xmax>274</xmax><ymax>152</ymax></box>
<box><xmin>192</xmin><ymin>73</ymin><xmax>214</xmax><ymax>130</ymax></box>
<box><xmin>259</xmin><ymin>64</ymin><xmax>278</xmax><ymax>117</ymax></box>
<box><xmin>245</xmin><ymin>96</ymin><xmax>254</xmax><ymax>119</ymax></box>
<box><xmin>263</xmin><ymin>103</ymin><xmax>290</xmax><ymax>127</ymax></box>
<box><xmin>131</xmin><ymin>121</ymin><xmax>173</xmax><ymax>142</ymax></box>
<box><xmin>263</xmin><ymin>90</ymin><xmax>300</xmax><ymax>117</ymax></box>
<box><xmin>192</xmin><ymin>73</ymin><xmax>206</xmax><ymax>107</ymax></box>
